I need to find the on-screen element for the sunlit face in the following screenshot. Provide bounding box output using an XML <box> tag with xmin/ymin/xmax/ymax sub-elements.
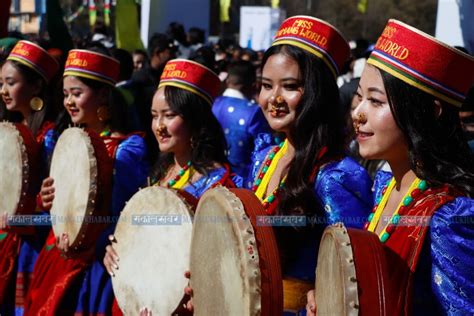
<box><xmin>259</xmin><ymin>53</ymin><xmax>303</xmax><ymax>134</ymax></box>
<box><xmin>151</xmin><ymin>87</ymin><xmax>192</xmax><ymax>156</ymax></box>
<box><xmin>63</xmin><ymin>76</ymin><xmax>104</xmax><ymax>126</ymax></box>
<box><xmin>1</xmin><ymin>61</ymin><xmax>36</xmax><ymax>113</ymax></box>
<box><xmin>352</xmin><ymin>64</ymin><xmax>408</xmax><ymax>161</ymax></box>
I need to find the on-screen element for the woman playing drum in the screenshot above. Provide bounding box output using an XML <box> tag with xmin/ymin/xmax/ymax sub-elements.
<box><xmin>25</xmin><ymin>48</ymin><xmax>149</xmax><ymax>315</ymax></box>
<box><xmin>103</xmin><ymin>59</ymin><xmax>241</xmax><ymax>314</ymax></box>
<box><xmin>308</xmin><ymin>19</ymin><xmax>474</xmax><ymax>315</ymax></box>
<box><xmin>0</xmin><ymin>40</ymin><xmax>60</xmax><ymax>315</ymax></box>
<box><xmin>183</xmin><ymin>16</ymin><xmax>374</xmax><ymax>316</ymax></box>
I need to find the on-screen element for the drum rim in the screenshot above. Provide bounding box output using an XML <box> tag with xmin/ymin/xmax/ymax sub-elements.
<box><xmin>50</xmin><ymin>127</ymin><xmax>99</xmax><ymax>252</ymax></box>
<box><xmin>0</xmin><ymin>122</ymin><xmax>31</xmax><ymax>216</ymax></box>
<box><xmin>190</xmin><ymin>186</ymin><xmax>263</xmax><ymax>315</ymax></box>
<box><xmin>315</xmin><ymin>223</ymin><xmax>360</xmax><ymax>316</ymax></box>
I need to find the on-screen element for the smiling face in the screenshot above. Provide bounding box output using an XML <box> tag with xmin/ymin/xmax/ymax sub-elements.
<box><xmin>151</xmin><ymin>87</ymin><xmax>192</xmax><ymax>156</ymax></box>
<box><xmin>63</xmin><ymin>76</ymin><xmax>106</xmax><ymax>127</ymax></box>
<box><xmin>258</xmin><ymin>53</ymin><xmax>304</xmax><ymax>135</ymax></box>
<box><xmin>352</xmin><ymin>64</ymin><xmax>408</xmax><ymax>161</ymax></box>
<box><xmin>0</xmin><ymin>61</ymin><xmax>37</xmax><ymax>114</ymax></box>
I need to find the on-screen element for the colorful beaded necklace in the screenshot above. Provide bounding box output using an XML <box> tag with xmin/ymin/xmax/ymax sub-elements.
<box><xmin>100</xmin><ymin>125</ymin><xmax>112</xmax><ymax>137</ymax></box>
<box><xmin>167</xmin><ymin>161</ymin><xmax>193</xmax><ymax>189</ymax></box>
<box><xmin>365</xmin><ymin>176</ymin><xmax>429</xmax><ymax>243</ymax></box>
<box><xmin>252</xmin><ymin>140</ymin><xmax>288</xmax><ymax>213</ymax></box>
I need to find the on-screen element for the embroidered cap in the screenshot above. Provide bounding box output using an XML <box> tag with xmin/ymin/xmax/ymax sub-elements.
<box><xmin>63</xmin><ymin>49</ymin><xmax>120</xmax><ymax>86</ymax></box>
<box><xmin>7</xmin><ymin>40</ymin><xmax>59</xmax><ymax>82</ymax></box>
<box><xmin>367</xmin><ymin>19</ymin><xmax>474</xmax><ymax>107</ymax></box>
<box><xmin>158</xmin><ymin>59</ymin><xmax>221</xmax><ymax>105</ymax></box>
<box><xmin>272</xmin><ymin>15</ymin><xmax>350</xmax><ymax>78</ymax></box>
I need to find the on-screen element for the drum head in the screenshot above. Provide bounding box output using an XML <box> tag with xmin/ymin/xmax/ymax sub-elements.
<box><xmin>112</xmin><ymin>186</ymin><xmax>194</xmax><ymax>315</ymax></box>
<box><xmin>0</xmin><ymin>123</ymin><xmax>25</xmax><ymax>216</ymax></box>
<box><xmin>50</xmin><ymin>128</ymin><xmax>97</xmax><ymax>247</ymax></box>
<box><xmin>316</xmin><ymin>224</ymin><xmax>359</xmax><ymax>316</ymax></box>
<box><xmin>190</xmin><ymin>187</ymin><xmax>282</xmax><ymax>316</ymax></box>
<box><xmin>0</xmin><ymin>122</ymin><xmax>39</xmax><ymax>217</ymax></box>
<box><xmin>316</xmin><ymin>224</ymin><xmax>394</xmax><ymax>316</ymax></box>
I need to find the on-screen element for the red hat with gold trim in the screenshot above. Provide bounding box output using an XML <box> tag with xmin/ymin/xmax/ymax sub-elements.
<box><xmin>272</xmin><ymin>15</ymin><xmax>350</xmax><ymax>78</ymax></box>
<box><xmin>7</xmin><ymin>40</ymin><xmax>59</xmax><ymax>82</ymax></box>
<box><xmin>158</xmin><ymin>59</ymin><xmax>220</xmax><ymax>105</ymax></box>
<box><xmin>368</xmin><ymin>19</ymin><xmax>474</xmax><ymax>107</ymax></box>
<box><xmin>63</xmin><ymin>49</ymin><xmax>119</xmax><ymax>86</ymax></box>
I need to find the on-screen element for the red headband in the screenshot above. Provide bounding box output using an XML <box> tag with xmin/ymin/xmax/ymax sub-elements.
<box><xmin>158</xmin><ymin>59</ymin><xmax>220</xmax><ymax>105</ymax></box>
<box><xmin>64</xmin><ymin>49</ymin><xmax>120</xmax><ymax>86</ymax></box>
<box><xmin>272</xmin><ymin>15</ymin><xmax>350</xmax><ymax>78</ymax></box>
<box><xmin>7</xmin><ymin>40</ymin><xmax>59</xmax><ymax>82</ymax></box>
<box><xmin>368</xmin><ymin>19</ymin><xmax>474</xmax><ymax>107</ymax></box>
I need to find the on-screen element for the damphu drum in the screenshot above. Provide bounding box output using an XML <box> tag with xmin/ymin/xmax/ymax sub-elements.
<box><xmin>112</xmin><ymin>186</ymin><xmax>196</xmax><ymax>315</ymax></box>
<box><xmin>190</xmin><ymin>187</ymin><xmax>283</xmax><ymax>316</ymax></box>
<box><xmin>315</xmin><ymin>223</ymin><xmax>397</xmax><ymax>316</ymax></box>
<box><xmin>49</xmin><ymin>127</ymin><xmax>112</xmax><ymax>255</ymax></box>
<box><xmin>0</xmin><ymin>122</ymin><xmax>40</xmax><ymax>224</ymax></box>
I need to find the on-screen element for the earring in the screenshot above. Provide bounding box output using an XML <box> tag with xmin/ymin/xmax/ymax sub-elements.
<box><xmin>97</xmin><ymin>106</ymin><xmax>110</xmax><ymax>122</ymax></box>
<box><xmin>30</xmin><ymin>97</ymin><xmax>44</xmax><ymax>111</ymax></box>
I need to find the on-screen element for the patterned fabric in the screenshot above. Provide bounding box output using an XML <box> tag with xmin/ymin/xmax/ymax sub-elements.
<box><xmin>372</xmin><ymin>171</ymin><xmax>474</xmax><ymax>315</ymax></box>
<box><xmin>212</xmin><ymin>96</ymin><xmax>272</xmax><ymax>182</ymax></box>
<box><xmin>181</xmin><ymin>165</ymin><xmax>243</xmax><ymax>198</ymax></box>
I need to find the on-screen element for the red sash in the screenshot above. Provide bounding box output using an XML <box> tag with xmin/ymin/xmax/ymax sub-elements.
<box><xmin>0</xmin><ymin>232</ymin><xmax>21</xmax><ymax>304</ymax></box>
<box><xmin>381</xmin><ymin>185</ymin><xmax>457</xmax><ymax>316</ymax></box>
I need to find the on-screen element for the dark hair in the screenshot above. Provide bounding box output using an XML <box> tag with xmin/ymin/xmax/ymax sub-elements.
<box><xmin>167</xmin><ymin>22</ymin><xmax>188</xmax><ymax>47</ymax></box>
<box><xmin>190</xmin><ymin>46</ymin><xmax>216</xmax><ymax>71</ymax></box>
<box><xmin>188</xmin><ymin>27</ymin><xmax>205</xmax><ymax>45</ymax></box>
<box><xmin>111</xmin><ymin>48</ymin><xmax>134</xmax><ymax>81</ymax></box>
<box><xmin>73</xmin><ymin>76</ymin><xmax>130</xmax><ymax>134</ymax></box>
<box><xmin>148</xmin><ymin>33</ymin><xmax>175</xmax><ymax>57</ymax></box>
<box><xmin>151</xmin><ymin>86</ymin><xmax>228</xmax><ymax>182</ymax></box>
<box><xmin>133</xmin><ymin>49</ymin><xmax>148</xmax><ymax>59</ymax></box>
<box><xmin>226</xmin><ymin>60</ymin><xmax>256</xmax><ymax>88</ymax></box>
<box><xmin>381</xmin><ymin>70</ymin><xmax>474</xmax><ymax>197</ymax></box>
<box><xmin>6</xmin><ymin>60</ymin><xmax>59</xmax><ymax>136</ymax></box>
<box><xmin>261</xmin><ymin>44</ymin><xmax>346</xmax><ymax>217</ymax></box>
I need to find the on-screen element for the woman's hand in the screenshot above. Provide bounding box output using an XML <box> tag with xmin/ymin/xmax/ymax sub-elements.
<box><xmin>56</xmin><ymin>232</ymin><xmax>70</xmax><ymax>252</ymax></box>
<box><xmin>139</xmin><ymin>307</ymin><xmax>152</xmax><ymax>316</ymax></box>
<box><xmin>0</xmin><ymin>213</ymin><xmax>8</xmax><ymax>230</ymax></box>
<box><xmin>184</xmin><ymin>270</ymin><xmax>194</xmax><ymax>312</ymax></box>
<box><xmin>104</xmin><ymin>234</ymin><xmax>120</xmax><ymax>277</ymax></box>
<box><xmin>306</xmin><ymin>289</ymin><xmax>316</xmax><ymax>316</ymax></box>
<box><xmin>40</xmin><ymin>177</ymin><xmax>55</xmax><ymax>210</ymax></box>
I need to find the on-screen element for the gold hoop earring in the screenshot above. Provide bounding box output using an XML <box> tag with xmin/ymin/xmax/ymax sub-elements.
<box><xmin>97</xmin><ymin>106</ymin><xmax>110</xmax><ymax>122</ymax></box>
<box><xmin>30</xmin><ymin>97</ymin><xmax>44</xmax><ymax>111</ymax></box>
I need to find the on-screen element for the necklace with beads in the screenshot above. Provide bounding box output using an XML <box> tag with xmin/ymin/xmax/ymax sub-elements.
<box><xmin>365</xmin><ymin>176</ymin><xmax>429</xmax><ymax>243</ymax></box>
<box><xmin>252</xmin><ymin>140</ymin><xmax>288</xmax><ymax>213</ymax></box>
<box><xmin>100</xmin><ymin>125</ymin><xmax>112</xmax><ymax>137</ymax></box>
<box><xmin>160</xmin><ymin>161</ymin><xmax>193</xmax><ymax>189</ymax></box>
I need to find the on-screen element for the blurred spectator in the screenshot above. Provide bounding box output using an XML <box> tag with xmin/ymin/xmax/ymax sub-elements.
<box><xmin>212</xmin><ymin>60</ymin><xmax>272</xmax><ymax>181</ymax></box>
<box><xmin>131</xmin><ymin>33</ymin><xmax>176</xmax><ymax>163</ymax></box>
<box><xmin>132</xmin><ymin>49</ymin><xmax>148</xmax><ymax>72</ymax></box>
<box><xmin>187</xmin><ymin>27</ymin><xmax>205</xmax><ymax>57</ymax></box>
<box><xmin>167</xmin><ymin>22</ymin><xmax>190</xmax><ymax>58</ymax></box>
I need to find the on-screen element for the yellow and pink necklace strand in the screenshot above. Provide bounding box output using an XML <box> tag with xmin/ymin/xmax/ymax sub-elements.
<box><xmin>365</xmin><ymin>177</ymin><xmax>429</xmax><ymax>243</ymax></box>
<box><xmin>252</xmin><ymin>140</ymin><xmax>288</xmax><ymax>213</ymax></box>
